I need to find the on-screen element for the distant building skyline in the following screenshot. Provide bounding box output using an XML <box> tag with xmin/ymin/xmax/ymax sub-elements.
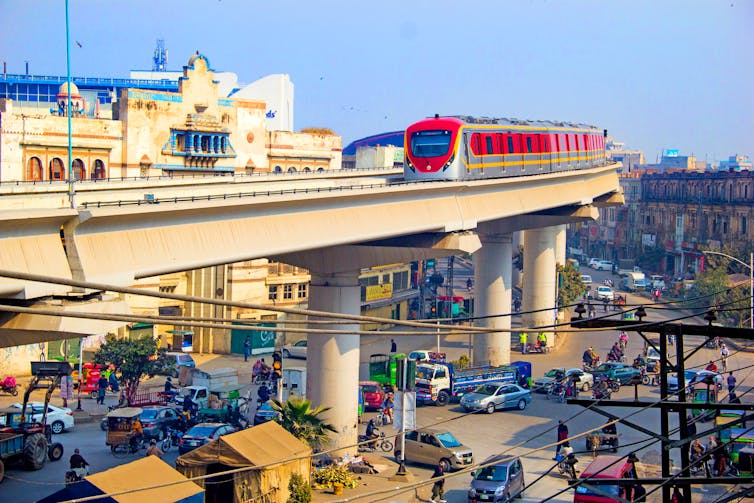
<box><xmin>2</xmin><ymin>1</ymin><xmax>751</xmax><ymax>162</ymax></box>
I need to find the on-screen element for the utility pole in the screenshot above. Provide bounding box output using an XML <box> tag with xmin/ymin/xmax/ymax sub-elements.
<box><xmin>446</xmin><ymin>256</ymin><xmax>455</xmax><ymax>318</ymax></box>
<box><xmin>569</xmin><ymin>306</ymin><xmax>754</xmax><ymax>499</ymax></box>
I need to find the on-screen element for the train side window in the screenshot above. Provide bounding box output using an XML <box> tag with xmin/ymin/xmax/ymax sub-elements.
<box><xmin>471</xmin><ymin>133</ymin><xmax>482</xmax><ymax>155</ymax></box>
<box><xmin>507</xmin><ymin>136</ymin><xmax>515</xmax><ymax>154</ymax></box>
<box><xmin>485</xmin><ymin>135</ymin><xmax>494</xmax><ymax>155</ymax></box>
<box><xmin>526</xmin><ymin>137</ymin><xmax>533</xmax><ymax>153</ymax></box>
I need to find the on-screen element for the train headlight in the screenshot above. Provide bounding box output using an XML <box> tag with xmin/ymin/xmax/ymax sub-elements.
<box><xmin>442</xmin><ymin>154</ymin><xmax>455</xmax><ymax>171</ymax></box>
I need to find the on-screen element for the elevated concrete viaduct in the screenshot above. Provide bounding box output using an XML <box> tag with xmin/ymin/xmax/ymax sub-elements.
<box><xmin>0</xmin><ymin>164</ymin><xmax>622</xmax><ymax>452</ymax></box>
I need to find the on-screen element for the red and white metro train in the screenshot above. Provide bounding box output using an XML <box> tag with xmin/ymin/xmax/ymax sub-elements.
<box><xmin>404</xmin><ymin>115</ymin><xmax>607</xmax><ymax>181</ymax></box>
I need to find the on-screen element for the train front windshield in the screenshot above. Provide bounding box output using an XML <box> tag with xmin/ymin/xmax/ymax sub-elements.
<box><xmin>410</xmin><ymin>130</ymin><xmax>452</xmax><ymax>157</ymax></box>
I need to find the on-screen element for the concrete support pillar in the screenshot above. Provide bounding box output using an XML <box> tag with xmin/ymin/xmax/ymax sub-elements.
<box><xmin>307</xmin><ymin>271</ymin><xmax>361</xmax><ymax>455</ymax></box>
<box><xmin>473</xmin><ymin>229</ymin><xmax>512</xmax><ymax>366</ymax></box>
<box><xmin>555</xmin><ymin>225</ymin><xmax>567</xmax><ymax>267</ymax></box>
<box><xmin>554</xmin><ymin>225</ymin><xmax>567</xmax><ymax>324</ymax></box>
<box><xmin>512</xmin><ymin>231</ymin><xmax>522</xmax><ymax>290</ymax></box>
<box><xmin>522</xmin><ymin>227</ymin><xmax>558</xmax><ymax>348</ymax></box>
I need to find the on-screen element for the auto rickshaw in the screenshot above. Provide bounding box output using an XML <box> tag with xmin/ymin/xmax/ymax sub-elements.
<box><xmin>717</xmin><ymin>410</ymin><xmax>746</xmax><ymax>443</ymax></box>
<box><xmin>105</xmin><ymin>407</ymin><xmax>143</xmax><ymax>453</ymax></box>
<box><xmin>691</xmin><ymin>382</ymin><xmax>718</xmax><ymax>421</ymax></box>
<box><xmin>727</xmin><ymin>427</ymin><xmax>754</xmax><ymax>467</ymax></box>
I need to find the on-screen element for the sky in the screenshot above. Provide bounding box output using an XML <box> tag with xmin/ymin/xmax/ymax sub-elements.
<box><xmin>2</xmin><ymin>0</ymin><xmax>752</xmax><ymax>163</ymax></box>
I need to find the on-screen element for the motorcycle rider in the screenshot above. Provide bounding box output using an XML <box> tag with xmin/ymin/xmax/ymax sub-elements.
<box><xmin>560</xmin><ymin>442</ymin><xmax>577</xmax><ymax>479</ymax></box>
<box><xmin>69</xmin><ymin>448</ymin><xmax>89</xmax><ymax>479</ymax></box>
<box><xmin>583</xmin><ymin>347</ymin><xmax>594</xmax><ymax>368</ymax></box>
<box><xmin>593</xmin><ymin>378</ymin><xmax>611</xmax><ymax>399</ymax></box>
<box><xmin>163</xmin><ymin>376</ymin><xmax>178</xmax><ymax>400</ymax></box>
<box><xmin>129</xmin><ymin>417</ymin><xmax>144</xmax><ymax>452</ymax></box>
<box><xmin>257</xmin><ymin>383</ymin><xmax>271</xmax><ymax>404</ymax></box>
<box><xmin>365</xmin><ymin>418</ymin><xmax>380</xmax><ymax>449</ymax></box>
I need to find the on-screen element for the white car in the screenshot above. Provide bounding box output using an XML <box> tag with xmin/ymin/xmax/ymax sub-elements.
<box><xmin>596</xmin><ymin>286</ymin><xmax>615</xmax><ymax>301</ymax></box>
<box><xmin>282</xmin><ymin>339</ymin><xmax>307</xmax><ymax>359</ymax></box>
<box><xmin>10</xmin><ymin>402</ymin><xmax>74</xmax><ymax>434</ymax></box>
<box><xmin>594</xmin><ymin>260</ymin><xmax>614</xmax><ymax>271</ymax></box>
<box><xmin>587</xmin><ymin>258</ymin><xmax>602</xmax><ymax>269</ymax></box>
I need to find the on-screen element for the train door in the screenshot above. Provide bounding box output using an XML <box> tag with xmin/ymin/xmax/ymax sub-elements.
<box><xmin>463</xmin><ymin>131</ymin><xmax>471</xmax><ymax>177</ymax></box>
<box><xmin>505</xmin><ymin>134</ymin><xmax>523</xmax><ymax>172</ymax></box>
<box><xmin>540</xmin><ymin>134</ymin><xmax>551</xmax><ymax>172</ymax></box>
<box><xmin>522</xmin><ymin>134</ymin><xmax>539</xmax><ymax>173</ymax></box>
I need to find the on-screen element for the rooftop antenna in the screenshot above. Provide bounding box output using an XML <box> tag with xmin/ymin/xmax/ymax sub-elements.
<box><xmin>152</xmin><ymin>39</ymin><xmax>168</xmax><ymax>72</ymax></box>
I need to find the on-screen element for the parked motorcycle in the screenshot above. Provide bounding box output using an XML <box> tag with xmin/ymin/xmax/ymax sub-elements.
<box><xmin>0</xmin><ymin>376</ymin><xmax>19</xmax><ymax>396</ymax></box>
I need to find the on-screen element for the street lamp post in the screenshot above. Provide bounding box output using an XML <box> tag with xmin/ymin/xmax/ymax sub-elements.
<box><xmin>702</xmin><ymin>250</ymin><xmax>754</xmax><ymax>329</ymax></box>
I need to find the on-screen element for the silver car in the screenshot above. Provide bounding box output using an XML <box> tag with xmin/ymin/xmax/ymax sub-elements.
<box><xmin>282</xmin><ymin>339</ymin><xmax>307</xmax><ymax>359</ymax></box>
<box><xmin>460</xmin><ymin>384</ymin><xmax>531</xmax><ymax>414</ymax></box>
<box><xmin>533</xmin><ymin>368</ymin><xmax>594</xmax><ymax>393</ymax></box>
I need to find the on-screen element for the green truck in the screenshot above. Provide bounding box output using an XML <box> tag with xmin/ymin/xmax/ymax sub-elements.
<box><xmin>369</xmin><ymin>353</ymin><xmax>407</xmax><ymax>389</ymax></box>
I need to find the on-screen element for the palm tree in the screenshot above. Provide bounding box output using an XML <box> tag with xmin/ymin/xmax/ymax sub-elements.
<box><xmin>270</xmin><ymin>396</ymin><xmax>337</xmax><ymax>449</ymax></box>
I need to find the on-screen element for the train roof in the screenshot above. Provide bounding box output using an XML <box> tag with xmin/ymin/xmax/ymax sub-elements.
<box><xmin>442</xmin><ymin>115</ymin><xmax>599</xmax><ymax>130</ymax></box>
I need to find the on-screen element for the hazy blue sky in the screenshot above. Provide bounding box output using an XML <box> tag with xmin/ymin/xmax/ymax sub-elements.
<box><xmin>2</xmin><ymin>0</ymin><xmax>752</xmax><ymax>162</ymax></box>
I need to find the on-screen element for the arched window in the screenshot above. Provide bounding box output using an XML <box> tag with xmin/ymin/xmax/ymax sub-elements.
<box><xmin>317</xmin><ymin>167</ymin><xmax>324</xmax><ymax>173</ymax></box>
<box><xmin>303</xmin><ymin>167</ymin><xmax>311</xmax><ymax>172</ymax></box>
<box><xmin>72</xmin><ymin>159</ymin><xmax>85</xmax><ymax>180</ymax></box>
<box><xmin>92</xmin><ymin>159</ymin><xmax>106</xmax><ymax>179</ymax></box>
<box><xmin>26</xmin><ymin>157</ymin><xmax>43</xmax><ymax>181</ymax></box>
<box><xmin>274</xmin><ymin>165</ymin><xmax>283</xmax><ymax>173</ymax></box>
<box><xmin>287</xmin><ymin>167</ymin><xmax>297</xmax><ymax>173</ymax></box>
<box><xmin>49</xmin><ymin>158</ymin><xmax>65</xmax><ymax>180</ymax></box>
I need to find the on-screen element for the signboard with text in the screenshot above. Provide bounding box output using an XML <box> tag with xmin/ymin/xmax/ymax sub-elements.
<box><xmin>365</xmin><ymin>283</ymin><xmax>393</xmax><ymax>302</ymax></box>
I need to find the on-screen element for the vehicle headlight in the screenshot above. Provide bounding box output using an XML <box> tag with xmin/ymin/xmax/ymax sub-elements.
<box><xmin>468</xmin><ymin>488</ymin><xmax>477</xmax><ymax>498</ymax></box>
<box><xmin>454</xmin><ymin>453</ymin><xmax>463</xmax><ymax>459</ymax></box>
<box><xmin>495</xmin><ymin>486</ymin><xmax>506</xmax><ymax>495</ymax></box>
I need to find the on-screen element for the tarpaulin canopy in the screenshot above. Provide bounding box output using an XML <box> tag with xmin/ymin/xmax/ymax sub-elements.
<box><xmin>176</xmin><ymin>421</ymin><xmax>312</xmax><ymax>503</ymax></box>
<box><xmin>38</xmin><ymin>456</ymin><xmax>203</xmax><ymax>503</ymax></box>
<box><xmin>176</xmin><ymin>420</ymin><xmax>311</xmax><ymax>468</ymax></box>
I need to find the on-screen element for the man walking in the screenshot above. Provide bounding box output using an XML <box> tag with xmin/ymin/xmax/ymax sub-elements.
<box><xmin>96</xmin><ymin>374</ymin><xmax>108</xmax><ymax>405</ymax></box>
<box><xmin>243</xmin><ymin>336</ymin><xmax>251</xmax><ymax>362</ymax></box>
<box><xmin>431</xmin><ymin>462</ymin><xmax>446</xmax><ymax>503</ymax></box>
<box><xmin>727</xmin><ymin>372</ymin><xmax>736</xmax><ymax>394</ymax></box>
<box><xmin>720</xmin><ymin>344</ymin><xmax>730</xmax><ymax>372</ymax></box>
<box><xmin>390</xmin><ymin>338</ymin><xmax>397</xmax><ymax>353</ymax></box>
<box><xmin>519</xmin><ymin>331</ymin><xmax>528</xmax><ymax>354</ymax></box>
<box><xmin>554</xmin><ymin>420</ymin><xmax>569</xmax><ymax>459</ymax></box>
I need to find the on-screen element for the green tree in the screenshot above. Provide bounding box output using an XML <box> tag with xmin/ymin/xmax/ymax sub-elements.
<box><xmin>557</xmin><ymin>262</ymin><xmax>586</xmax><ymax>309</ymax></box>
<box><xmin>93</xmin><ymin>334</ymin><xmax>171</xmax><ymax>403</ymax></box>
<box><xmin>691</xmin><ymin>251</ymin><xmax>749</xmax><ymax>327</ymax></box>
<box><xmin>270</xmin><ymin>396</ymin><xmax>337</xmax><ymax>449</ymax></box>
